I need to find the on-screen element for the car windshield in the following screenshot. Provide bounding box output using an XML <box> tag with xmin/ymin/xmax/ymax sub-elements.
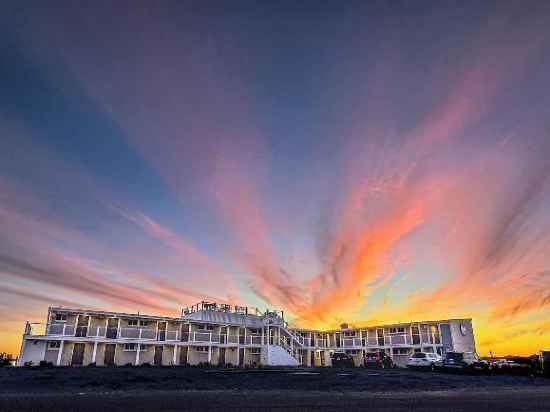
<box><xmin>412</xmin><ymin>353</ymin><xmax>426</xmax><ymax>358</ymax></box>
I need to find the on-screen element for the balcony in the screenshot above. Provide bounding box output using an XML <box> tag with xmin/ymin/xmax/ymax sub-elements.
<box><xmin>342</xmin><ymin>337</ymin><xmax>362</xmax><ymax>348</ymax></box>
<box><xmin>26</xmin><ymin>323</ymin><xmax>266</xmax><ymax>346</ymax></box>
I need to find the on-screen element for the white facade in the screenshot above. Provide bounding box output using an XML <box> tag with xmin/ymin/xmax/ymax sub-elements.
<box><xmin>18</xmin><ymin>301</ymin><xmax>476</xmax><ymax>368</ymax></box>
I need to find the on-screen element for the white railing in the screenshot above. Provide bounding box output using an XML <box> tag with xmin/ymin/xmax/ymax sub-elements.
<box><xmin>40</xmin><ymin>323</ymin><xmax>181</xmax><ymax>341</ymax></box>
<box><xmin>384</xmin><ymin>334</ymin><xmax>412</xmax><ymax>346</ymax></box>
<box><xmin>180</xmin><ymin>332</ymin><xmax>265</xmax><ymax>345</ymax></box>
<box><xmin>342</xmin><ymin>337</ymin><xmax>362</xmax><ymax>348</ymax></box>
<box><xmin>46</xmin><ymin>323</ymin><xmax>75</xmax><ymax>336</ymax></box>
<box><xmin>29</xmin><ymin>321</ymin><xmax>434</xmax><ymax>351</ymax></box>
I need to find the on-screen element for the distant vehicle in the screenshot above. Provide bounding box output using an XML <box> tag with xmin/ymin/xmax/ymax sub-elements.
<box><xmin>494</xmin><ymin>357</ymin><xmax>539</xmax><ymax>375</ymax></box>
<box><xmin>331</xmin><ymin>352</ymin><xmax>355</xmax><ymax>368</ymax></box>
<box><xmin>407</xmin><ymin>352</ymin><xmax>441</xmax><ymax>370</ymax></box>
<box><xmin>492</xmin><ymin>359</ymin><xmax>512</xmax><ymax>368</ymax></box>
<box><xmin>364</xmin><ymin>351</ymin><xmax>394</xmax><ymax>368</ymax></box>
<box><xmin>438</xmin><ymin>352</ymin><xmax>489</xmax><ymax>372</ymax></box>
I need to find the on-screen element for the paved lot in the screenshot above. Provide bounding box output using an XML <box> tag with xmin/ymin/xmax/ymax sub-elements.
<box><xmin>1</xmin><ymin>367</ymin><xmax>549</xmax><ymax>411</ymax></box>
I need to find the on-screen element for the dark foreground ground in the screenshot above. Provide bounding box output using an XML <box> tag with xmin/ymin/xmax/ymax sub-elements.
<box><xmin>1</xmin><ymin>366</ymin><xmax>549</xmax><ymax>411</ymax></box>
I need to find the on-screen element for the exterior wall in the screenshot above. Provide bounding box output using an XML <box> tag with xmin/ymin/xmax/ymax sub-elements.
<box><xmin>449</xmin><ymin>319</ymin><xmax>476</xmax><ymax>353</ymax></box>
<box><xmin>211</xmin><ymin>347</ymin><xmax>220</xmax><ymax>365</ymax></box>
<box><xmin>19</xmin><ymin>339</ymin><xmax>47</xmax><ymax>365</ymax></box>
<box><xmin>89</xmin><ymin>316</ymin><xmax>107</xmax><ymax>336</ymax></box>
<box><xmin>245</xmin><ymin>351</ymin><xmax>261</xmax><ymax>366</ymax></box>
<box><xmin>138</xmin><ymin>345</ymin><xmax>154</xmax><ymax>365</ymax></box>
<box><xmin>60</xmin><ymin>342</ymin><xmax>74</xmax><ymax>366</ymax></box>
<box><xmin>162</xmin><ymin>345</ymin><xmax>176</xmax><ymax>365</ymax></box>
<box><xmin>167</xmin><ymin>322</ymin><xmax>180</xmax><ymax>340</ymax></box>
<box><xmin>115</xmin><ymin>344</ymin><xmax>136</xmax><ymax>365</ymax></box>
<box><xmin>44</xmin><ymin>346</ymin><xmax>59</xmax><ymax>364</ymax></box>
<box><xmin>95</xmin><ymin>343</ymin><xmax>106</xmax><ymax>366</ymax></box>
<box><xmin>324</xmin><ymin>351</ymin><xmax>333</xmax><ymax>366</ymax></box>
<box><xmin>82</xmin><ymin>342</ymin><xmax>93</xmax><ymax>365</ymax></box>
<box><xmin>187</xmin><ymin>347</ymin><xmax>210</xmax><ymax>365</ymax></box>
<box><xmin>224</xmin><ymin>347</ymin><xmax>238</xmax><ymax>366</ymax></box>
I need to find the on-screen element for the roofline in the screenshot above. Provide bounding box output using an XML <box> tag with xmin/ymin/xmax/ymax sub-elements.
<box><xmin>49</xmin><ymin>307</ymin><xmax>182</xmax><ymax>322</ymax></box>
<box><xmin>49</xmin><ymin>306</ymin><xmax>472</xmax><ymax>332</ymax></box>
<box><xmin>317</xmin><ymin>318</ymin><xmax>472</xmax><ymax>333</ymax></box>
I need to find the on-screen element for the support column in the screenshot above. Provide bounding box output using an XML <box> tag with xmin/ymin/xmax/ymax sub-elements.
<box><xmin>173</xmin><ymin>345</ymin><xmax>178</xmax><ymax>365</ymax></box>
<box><xmin>74</xmin><ymin>314</ymin><xmax>79</xmax><ymax>337</ymax></box>
<box><xmin>56</xmin><ymin>340</ymin><xmax>64</xmax><ymax>366</ymax></box>
<box><xmin>208</xmin><ymin>345</ymin><xmax>212</xmax><ymax>364</ymax></box>
<box><xmin>135</xmin><ymin>344</ymin><xmax>141</xmax><ymax>365</ymax></box>
<box><xmin>92</xmin><ymin>341</ymin><xmax>98</xmax><ymax>363</ymax></box>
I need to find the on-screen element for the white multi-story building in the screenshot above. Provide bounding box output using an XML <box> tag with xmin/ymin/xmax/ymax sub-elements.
<box><xmin>18</xmin><ymin>301</ymin><xmax>476</xmax><ymax>367</ymax></box>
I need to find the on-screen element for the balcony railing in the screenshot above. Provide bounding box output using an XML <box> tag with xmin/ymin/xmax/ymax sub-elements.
<box><xmin>26</xmin><ymin>322</ymin><xmax>441</xmax><ymax>349</ymax></box>
<box><xmin>30</xmin><ymin>323</ymin><xmax>267</xmax><ymax>345</ymax></box>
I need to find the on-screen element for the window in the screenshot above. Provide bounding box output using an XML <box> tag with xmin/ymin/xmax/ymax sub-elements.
<box><xmin>123</xmin><ymin>343</ymin><xmax>137</xmax><ymax>351</ymax></box>
<box><xmin>128</xmin><ymin>320</ymin><xmax>138</xmax><ymax>327</ymax></box>
<box><xmin>248</xmin><ymin>348</ymin><xmax>261</xmax><ymax>355</ymax></box>
<box><xmin>47</xmin><ymin>341</ymin><xmax>61</xmax><ymax>350</ymax></box>
<box><xmin>139</xmin><ymin>320</ymin><xmax>149</xmax><ymax>326</ymax></box>
<box><xmin>389</xmin><ymin>327</ymin><xmax>405</xmax><ymax>334</ymax></box>
<box><xmin>197</xmin><ymin>324</ymin><xmax>214</xmax><ymax>331</ymax></box>
<box><xmin>54</xmin><ymin>313</ymin><xmax>67</xmax><ymax>322</ymax></box>
<box><xmin>195</xmin><ymin>346</ymin><xmax>209</xmax><ymax>352</ymax></box>
<box><xmin>393</xmin><ymin>348</ymin><xmax>410</xmax><ymax>355</ymax></box>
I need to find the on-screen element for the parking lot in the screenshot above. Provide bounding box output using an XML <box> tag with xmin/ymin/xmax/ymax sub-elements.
<box><xmin>1</xmin><ymin>366</ymin><xmax>549</xmax><ymax>411</ymax></box>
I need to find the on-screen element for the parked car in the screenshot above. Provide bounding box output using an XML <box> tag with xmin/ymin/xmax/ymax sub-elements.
<box><xmin>437</xmin><ymin>351</ymin><xmax>489</xmax><ymax>372</ymax></box>
<box><xmin>407</xmin><ymin>352</ymin><xmax>441</xmax><ymax>370</ymax></box>
<box><xmin>331</xmin><ymin>352</ymin><xmax>355</xmax><ymax>368</ymax></box>
<box><xmin>364</xmin><ymin>351</ymin><xmax>394</xmax><ymax>368</ymax></box>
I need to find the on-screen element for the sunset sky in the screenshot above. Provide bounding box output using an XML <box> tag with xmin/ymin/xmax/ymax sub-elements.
<box><xmin>1</xmin><ymin>1</ymin><xmax>550</xmax><ymax>356</ymax></box>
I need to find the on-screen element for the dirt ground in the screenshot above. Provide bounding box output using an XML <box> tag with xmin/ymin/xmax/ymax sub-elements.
<box><xmin>1</xmin><ymin>367</ymin><xmax>549</xmax><ymax>411</ymax></box>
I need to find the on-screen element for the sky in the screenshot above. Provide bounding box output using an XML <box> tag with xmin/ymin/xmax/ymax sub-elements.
<box><xmin>1</xmin><ymin>0</ymin><xmax>550</xmax><ymax>356</ymax></box>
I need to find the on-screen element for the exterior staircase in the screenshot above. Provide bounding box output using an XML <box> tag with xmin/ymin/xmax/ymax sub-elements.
<box><xmin>262</xmin><ymin>311</ymin><xmax>306</xmax><ymax>365</ymax></box>
<box><xmin>261</xmin><ymin>344</ymin><xmax>300</xmax><ymax>366</ymax></box>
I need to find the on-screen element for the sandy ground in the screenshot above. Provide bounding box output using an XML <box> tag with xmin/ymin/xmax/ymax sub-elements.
<box><xmin>1</xmin><ymin>367</ymin><xmax>549</xmax><ymax>411</ymax></box>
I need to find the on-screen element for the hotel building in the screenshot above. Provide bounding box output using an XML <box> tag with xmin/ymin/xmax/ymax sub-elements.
<box><xmin>18</xmin><ymin>301</ymin><xmax>476</xmax><ymax>367</ymax></box>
